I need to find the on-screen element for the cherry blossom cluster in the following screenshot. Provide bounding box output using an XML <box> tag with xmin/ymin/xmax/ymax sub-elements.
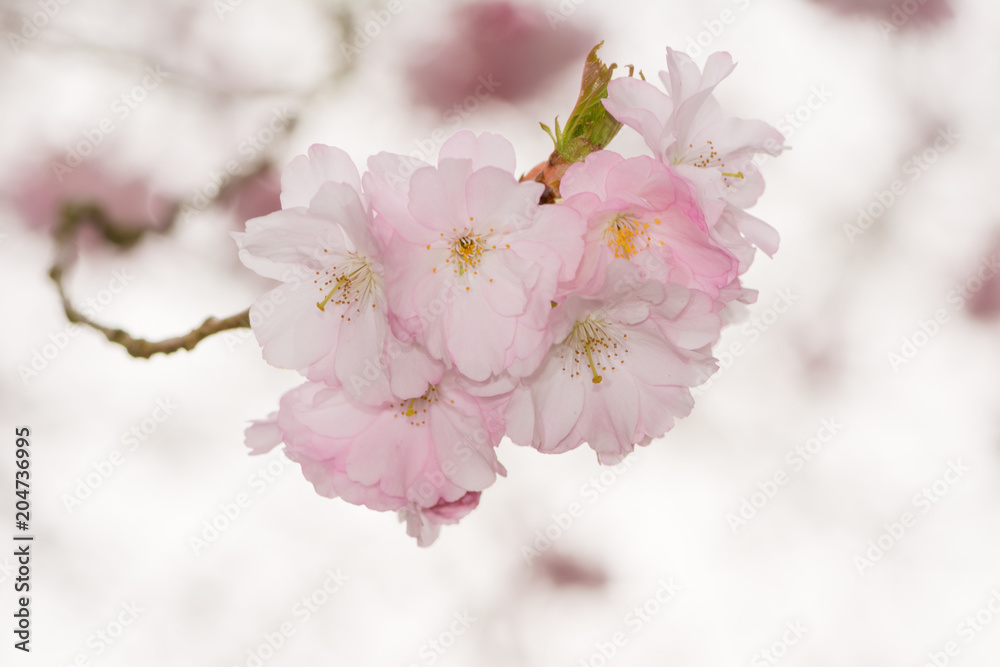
<box><xmin>236</xmin><ymin>48</ymin><xmax>784</xmax><ymax>545</ymax></box>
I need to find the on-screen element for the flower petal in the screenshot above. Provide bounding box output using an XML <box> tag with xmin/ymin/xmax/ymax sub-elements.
<box><xmin>281</xmin><ymin>144</ymin><xmax>361</xmax><ymax>209</ymax></box>
<box><xmin>439</xmin><ymin>130</ymin><xmax>517</xmax><ymax>173</ymax></box>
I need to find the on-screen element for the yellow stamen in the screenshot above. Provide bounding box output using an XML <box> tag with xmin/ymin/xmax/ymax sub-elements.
<box><xmin>316</xmin><ymin>277</ymin><xmax>348</xmax><ymax>312</ymax></box>
<box><xmin>564</xmin><ymin>316</ymin><xmax>623</xmax><ymax>383</ymax></box>
<box><xmin>604</xmin><ymin>213</ymin><xmax>653</xmax><ymax>260</ymax></box>
<box><xmin>584</xmin><ymin>342</ymin><xmax>603</xmax><ymax>384</ymax></box>
<box><xmin>721</xmin><ymin>171</ymin><xmax>744</xmax><ymax>179</ymax></box>
<box><xmin>452</xmin><ymin>234</ymin><xmax>485</xmax><ymax>275</ymax></box>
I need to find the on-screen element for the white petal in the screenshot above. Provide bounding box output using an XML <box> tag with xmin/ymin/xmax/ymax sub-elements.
<box><xmin>237</xmin><ymin>208</ymin><xmax>344</xmax><ymax>280</ymax></box>
<box><xmin>280</xmin><ymin>144</ymin><xmax>361</xmax><ymax>209</ymax></box>
<box><xmin>251</xmin><ymin>282</ymin><xmax>343</xmax><ymax>371</ymax></box>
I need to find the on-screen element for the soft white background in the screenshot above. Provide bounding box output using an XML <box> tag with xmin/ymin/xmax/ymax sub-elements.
<box><xmin>1</xmin><ymin>0</ymin><xmax>998</xmax><ymax>665</ymax></box>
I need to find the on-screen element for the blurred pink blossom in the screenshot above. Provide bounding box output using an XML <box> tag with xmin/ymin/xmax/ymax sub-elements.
<box><xmin>4</xmin><ymin>157</ymin><xmax>173</xmax><ymax>236</ymax></box>
<box><xmin>809</xmin><ymin>0</ymin><xmax>952</xmax><ymax>28</ymax></box>
<box><xmin>534</xmin><ymin>552</ymin><xmax>608</xmax><ymax>589</ymax></box>
<box><xmin>966</xmin><ymin>238</ymin><xmax>1000</xmax><ymax>321</ymax></box>
<box><xmin>224</xmin><ymin>167</ymin><xmax>282</xmax><ymax>224</ymax></box>
<box><xmin>406</xmin><ymin>1</ymin><xmax>595</xmax><ymax>110</ymax></box>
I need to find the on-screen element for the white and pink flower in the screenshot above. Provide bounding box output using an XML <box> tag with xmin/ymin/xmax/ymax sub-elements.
<box><xmin>505</xmin><ymin>260</ymin><xmax>720</xmax><ymax>464</ymax></box>
<box><xmin>603</xmin><ymin>48</ymin><xmax>785</xmax><ymax>258</ymax></box>
<box><xmin>560</xmin><ymin>150</ymin><xmax>738</xmax><ymax>299</ymax></box>
<box><xmin>237</xmin><ymin>47</ymin><xmax>783</xmax><ymax>545</ymax></box>
<box><xmin>366</xmin><ymin>130</ymin><xmax>585</xmax><ymax>382</ymax></box>
<box><xmin>249</xmin><ymin>374</ymin><xmax>506</xmax><ymax>546</ymax></box>
<box><xmin>234</xmin><ymin>145</ymin><xmax>441</xmax><ymax>405</ymax></box>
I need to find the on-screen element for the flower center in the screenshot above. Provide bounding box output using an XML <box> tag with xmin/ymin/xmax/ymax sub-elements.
<box><xmin>313</xmin><ymin>254</ymin><xmax>379</xmax><ymax>319</ymax></box>
<box><xmin>561</xmin><ymin>316</ymin><xmax>627</xmax><ymax>384</ymax></box>
<box><xmin>678</xmin><ymin>139</ymin><xmax>745</xmax><ymax>181</ymax></box>
<box><xmin>604</xmin><ymin>213</ymin><xmax>652</xmax><ymax>260</ymax></box>
<box><xmin>448</xmin><ymin>233</ymin><xmax>486</xmax><ymax>276</ymax></box>
<box><xmin>389</xmin><ymin>385</ymin><xmax>440</xmax><ymax>427</ymax></box>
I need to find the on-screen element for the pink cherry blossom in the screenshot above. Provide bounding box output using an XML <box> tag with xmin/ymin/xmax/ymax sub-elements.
<box><xmin>250</xmin><ymin>373</ymin><xmax>506</xmax><ymax>545</ymax></box>
<box><xmin>603</xmin><ymin>48</ymin><xmax>785</xmax><ymax>264</ymax></box>
<box><xmin>366</xmin><ymin>130</ymin><xmax>585</xmax><ymax>382</ymax></box>
<box><xmin>399</xmin><ymin>491</ymin><xmax>483</xmax><ymax>547</ymax></box>
<box><xmin>505</xmin><ymin>260</ymin><xmax>720</xmax><ymax>464</ymax></box>
<box><xmin>235</xmin><ymin>45</ymin><xmax>785</xmax><ymax>546</ymax></box>
<box><xmin>234</xmin><ymin>144</ymin><xmax>441</xmax><ymax>403</ymax></box>
<box><xmin>560</xmin><ymin>150</ymin><xmax>738</xmax><ymax>299</ymax></box>
<box><xmin>604</xmin><ymin>48</ymin><xmax>784</xmax><ymax>204</ymax></box>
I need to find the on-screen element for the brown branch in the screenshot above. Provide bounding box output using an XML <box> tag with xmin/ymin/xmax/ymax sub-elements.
<box><xmin>522</xmin><ymin>151</ymin><xmax>572</xmax><ymax>203</ymax></box>
<box><xmin>49</xmin><ymin>203</ymin><xmax>250</xmax><ymax>359</ymax></box>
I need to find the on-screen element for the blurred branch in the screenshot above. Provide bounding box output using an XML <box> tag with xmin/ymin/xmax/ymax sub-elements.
<box><xmin>20</xmin><ymin>6</ymin><xmax>357</xmax><ymax>102</ymax></box>
<box><xmin>20</xmin><ymin>2</ymin><xmax>357</xmax><ymax>360</ymax></box>
<box><xmin>48</xmin><ymin>202</ymin><xmax>250</xmax><ymax>360</ymax></box>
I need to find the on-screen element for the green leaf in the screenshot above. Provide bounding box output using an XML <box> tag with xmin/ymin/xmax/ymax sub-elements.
<box><xmin>546</xmin><ymin>41</ymin><xmax>631</xmax><ymax>164</ymax></box>
<box><xmin>539</xmin><ymin>122</ymin><xmax>557</xmax><ymax>146</ymax></box>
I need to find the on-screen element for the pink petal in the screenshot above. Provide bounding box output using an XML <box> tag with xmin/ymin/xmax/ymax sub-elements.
<box><xmin>280</xmin><ymin>144</ymin><xmax>361</xmax><ymax>209</ymax></box>
<box><xmin>603</xmin><ymin>78</ymin><xmax>673</xmax><ymax>156</ymax></box>
<box><xmin>439</xmin><ymin>130</ymin><xmax>517</xmax><ymax>173</ymax></box>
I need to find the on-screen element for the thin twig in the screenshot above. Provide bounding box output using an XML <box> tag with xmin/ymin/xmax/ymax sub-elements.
<box><xmin>48</xmin><ymin>203</ymin><xmax>250</xmax><ymax>359</ymax></box>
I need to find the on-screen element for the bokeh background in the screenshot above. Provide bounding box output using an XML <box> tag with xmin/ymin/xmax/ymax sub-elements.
<box><xmin>1</xmin><ymin>0</ymin><xmax>999</xmax><ymax>665</ymax></box>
